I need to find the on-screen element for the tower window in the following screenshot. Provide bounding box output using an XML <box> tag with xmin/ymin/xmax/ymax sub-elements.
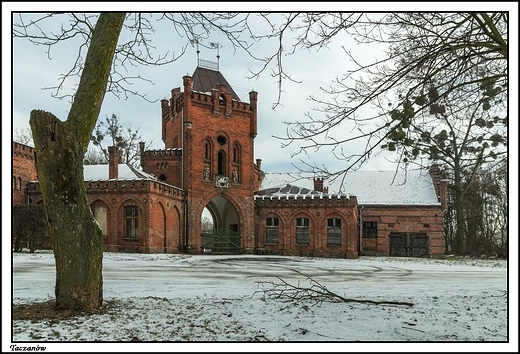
<box><xmin>218</xmin><ymin>151</ymin><xmax>226</xmax><ymax>175</ymax></box>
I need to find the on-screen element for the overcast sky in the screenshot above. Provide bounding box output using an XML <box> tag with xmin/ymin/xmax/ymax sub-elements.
<box><xmin>6</xmin><ymin>4</ymin><xmax>517</xmax><ymax>176</ymax></box>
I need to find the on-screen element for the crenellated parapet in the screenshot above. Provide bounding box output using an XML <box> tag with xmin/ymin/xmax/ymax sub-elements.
<box><xmin>142</xmin><ymin>148</ymin><xmax>182</xmax><ymax>158</ymax></box>
<box><xmin>12</xmin><ymin>142</ymin><xmax>35</xmax><ymax>160</ymax></box>
<box><xmin>188</xmin><ymin>91</ymin><xmax>253</xmax><ymax>113</ymax></box>
<box><xmin>28</xmin><ymin>179</ymin><xmax>184</xmax><ymax>199</ymax></box>
<box><xmin>85</xmin><ymin>179</ymin><xmax>184</xmax><ymax>197</ymax></box>
<box><xmin>254</xmin><ymin>194</ymin><xmax>357</xmax><ymax>206</ymax></box>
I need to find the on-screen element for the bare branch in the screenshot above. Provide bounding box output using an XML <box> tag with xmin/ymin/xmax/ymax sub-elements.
<box><xmin>253</xmin><ymin>269</ymin><xmax>414</xmax><ymax>307</ymax></box>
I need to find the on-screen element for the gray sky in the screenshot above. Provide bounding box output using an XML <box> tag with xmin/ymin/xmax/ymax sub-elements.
<box><xmin>6</xmin><ymin>4</ymin><xmax>517</xmax><ymax>175</ymax></box>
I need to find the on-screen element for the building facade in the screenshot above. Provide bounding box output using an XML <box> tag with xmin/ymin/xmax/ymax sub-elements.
<box><xmin>13</xmin><ymin>64</ymin><xmax>447</xmax><ymax>258</ymax></box>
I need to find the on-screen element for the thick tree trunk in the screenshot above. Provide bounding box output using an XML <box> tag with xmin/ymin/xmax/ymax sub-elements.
<box><xmin>29</xmin><ymin>13</ymin><xmax>125</xmax><ymax>311</ymax></box>
<box><xmin>31</xmin><ymin>110</ymin><xmax>103</xmax><ymax>310</ymax></box>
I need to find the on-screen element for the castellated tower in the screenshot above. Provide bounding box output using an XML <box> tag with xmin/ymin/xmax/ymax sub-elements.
<box><xmin>141</xmin><ymin>65</ymin><xmax>262</xmax><ymax>254</ymax></box>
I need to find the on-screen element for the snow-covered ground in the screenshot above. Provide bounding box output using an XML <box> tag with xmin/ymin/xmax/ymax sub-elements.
<box><xmin>5</xmin><ymin>251</ymin><xmax>516</xmax><ymax>352</ymax></box>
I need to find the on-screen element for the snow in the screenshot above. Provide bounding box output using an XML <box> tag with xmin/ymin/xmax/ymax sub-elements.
<box><xmin>6</xmin><ymin>251</ymin><xmax>516</xmax><ymax>352</ymax></box>
<box><xmin>260</xmin><ymin>169</ymin><xmax>440</xmax><ymax>205</ymax></box>
<box><xmin>83</xmin><ymin>164</ymin><xmax>156</xmax><ymax>181</ymax></box>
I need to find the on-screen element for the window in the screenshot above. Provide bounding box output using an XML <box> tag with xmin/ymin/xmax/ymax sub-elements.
<box><xmin>218</xmin><ymin>150</ymin><xmax>226</xmax><ymax>175</ymax></box>
<box><xmin>266</xmin><ymin>217</ymin><xmax>279</xmax><ymax>244</ymax></box>
<box><xmin>363</xmin><ymin>221</ymin><xmax>377</xmax><ymax>238</ymax></box>
<box><xmin>233</xmin><ymin>144</ymin><xmax>240</xmax><ymax>164</ymax></box>
<box><xmin>327</xmin><ymin>218</ymin><xmax>342</xmax><ymax>246</ymax></box>
<box><xmin>124</xmin><ymin>205</ymin><xmax>139</xmax><ymax>238</ymax></box>
<box><xmin>296</xmin><ymin>217</ymin><xmax>310</xmax><ymax>244</ymax></box>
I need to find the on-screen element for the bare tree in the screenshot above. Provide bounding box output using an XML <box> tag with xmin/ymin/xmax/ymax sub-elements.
<box><xmin>13</xmin><ymin>127</ymin><xmax>34</xmax><ymax>146</ymax></box>
<box><xmin>90</xmin><ymin>113</ymin><xmax>150</xmax><ymax>167</ymax></box>
<box><xmin>16</xmin><ymin>13</ymin><xmax>126</xmax><ymax>311</ymax></box>
<box><xmin>274</xmin><ymin>13</ymin><xmax>507</xmax><ymax>177</ymax></box>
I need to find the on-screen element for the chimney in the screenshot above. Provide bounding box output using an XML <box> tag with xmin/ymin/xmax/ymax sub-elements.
<box><xmin>314</xmin><ymin>177</ymin><xmax>324</xmax><ymax>192</ymax></box>
<box><xmin>108</xmin><ymin>146</ymin><xmax>119</xmax><ymax>180</ymax></box>
<box><xmin>256</xmin><ymin>159</ymin><xmax>262</xmax><ymax>169</ymax></box>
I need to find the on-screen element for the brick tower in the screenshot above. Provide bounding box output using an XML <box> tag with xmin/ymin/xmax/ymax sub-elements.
<box><xmin>142</xmin><ymin>63</ymin><xmax>262</xmax><ymax>254</ymax></box>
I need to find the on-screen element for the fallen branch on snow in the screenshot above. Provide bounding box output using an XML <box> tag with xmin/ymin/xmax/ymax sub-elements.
<box><xmin>253</xmin><ymin>269</ymin><xmax>414</xmax><ymax>307</ymax></box>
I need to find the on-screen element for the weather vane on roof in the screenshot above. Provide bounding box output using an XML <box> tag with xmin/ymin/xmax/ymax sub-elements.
<box><xmin>190</xmin><ymin>37</ymin><xmax>221</xmax><ymax>71</ymax></box>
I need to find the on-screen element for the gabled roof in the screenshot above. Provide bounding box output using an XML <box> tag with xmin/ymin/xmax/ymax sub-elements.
<box><xmin>191</xmin><ymin>66</ymin><xmax>240</xmax><ymax>101</ymax></box>
<box><xmin>259</xmin><ymin>169</ymin><xmax>440</xmax><ymax>206</ymax></box>
<box><xmin>83</xmin><ymin>164</ymin><xmax>157</xmax><ymax>181</ymax></box>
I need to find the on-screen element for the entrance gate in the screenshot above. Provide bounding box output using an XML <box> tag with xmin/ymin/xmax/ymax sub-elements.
<box><xmin>201</xmin><ymin>228</ymin><xmax>241</xmax><ymax>254</ymax></box>
<box><xmin>390</xmin><ymin>233</ymin><xmax>428</xmax><ymax>257</ymax></box>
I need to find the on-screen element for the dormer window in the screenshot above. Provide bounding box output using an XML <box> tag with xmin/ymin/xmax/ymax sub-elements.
<box><xmin>219</xmin><ymin>95</ymin><xmax>226</xmax><ymax>106</ymax></box>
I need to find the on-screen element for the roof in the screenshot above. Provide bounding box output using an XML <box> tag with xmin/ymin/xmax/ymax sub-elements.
<box><xmin>83</xmin><ymin>164</ymin><xmax>157</xmax><ymax>181</ymax></box>
<box><xmin>191</xmin><ymin>66</ymin><xmax>240</xmax><ymax>101</ymax></box>
<box><xmin>259</xmin><ymin>169</ymin><xmax>440</xmax><ymax>206</ymax></box>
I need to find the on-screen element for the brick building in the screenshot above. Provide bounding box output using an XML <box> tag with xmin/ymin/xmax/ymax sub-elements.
<box><xmin>12</xmin><ymin>142</ymin><xmax>37</xmax><ymax>205</ymax></box>
<box><xmin>13</xmin><ymin>63</ymin><xmax>447</xmax><ymax>258</ymax></box>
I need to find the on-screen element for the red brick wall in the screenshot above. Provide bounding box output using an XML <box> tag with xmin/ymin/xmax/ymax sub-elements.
<box><xmin>255</xmin><ymin>196</ymin><xmax>359</xmax><ymax>258</ymax></box>
<box><xmin>12</xmin><ymin>142</ymin><xmax>37</xmax><ymax>205</ymax></box>
<box><xmin>360</xmin><ymin>205</ymin><xmax>445</xmax><ymax>256</ymax></box>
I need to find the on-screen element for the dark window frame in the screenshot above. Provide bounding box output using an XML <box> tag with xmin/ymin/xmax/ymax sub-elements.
<box><xmin>363</xmin><ymin>221</ymin><xmax>377</xmax><ymax>238</ymax></box>
<box><xmin>124</xmin><ymin>205</ymin><xmax>139</xmax><ymax>239</ymax></box>
<box><xmin>266</xmin><ymin>217</ymin><xmax>279</xmax><ymax>244</ymax></box>
<box><xmin>327</xmin><ymin>218</ymin><xmax>342</xmax><ymax>246</ymax></box>
<box><xmin>296</xmin><ymin>217</ymin><xmax>310</xmax><ymax>244</ymax></box>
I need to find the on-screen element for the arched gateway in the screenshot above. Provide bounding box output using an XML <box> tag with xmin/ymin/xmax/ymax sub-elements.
<box><xmin>201</xmin><ymin>196</ymin><xmax>240</xmax><ymax>254</ymax></box>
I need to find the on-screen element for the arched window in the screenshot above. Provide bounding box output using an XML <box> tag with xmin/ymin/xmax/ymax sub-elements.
<box><xmin>233</xmin><ymin>143</ymin><xmax>241</xmax><ymax>164</ymax></box>
<box><xmin>219</xmin><ymin>94</ymin><xmax>226</xmax><ymax>106</ymax></box>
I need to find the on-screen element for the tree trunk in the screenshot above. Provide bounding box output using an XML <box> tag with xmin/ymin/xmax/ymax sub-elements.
<box><xmin>29</xmin><ymin>13</ymin><xmax>125</xmax><ymax>311</ymax></box>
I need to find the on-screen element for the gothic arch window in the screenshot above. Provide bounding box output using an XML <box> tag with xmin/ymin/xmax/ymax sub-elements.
<box><xmin>18</xmin><ymin>177</ymin><xmax>22</xmax><ymax>190</ymax></box>
<box><xmin>218</xmin><ymin>150</ymin><xmax>226</xmax><ymax>175</ymax></box>
<box><xmin>233</xmin><ymin>143</ymin><xmax>241</xmax><ymax>164</ymax></box>
<box><xmin>204</xmin><ymin>138</ymin><xmax>213</xmax><ymax>160</ymax></box>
